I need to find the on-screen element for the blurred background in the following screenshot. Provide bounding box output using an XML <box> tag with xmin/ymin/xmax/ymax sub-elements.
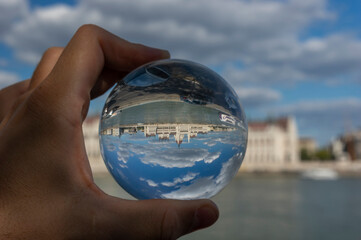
<box><xmin>1</xmin><ymin>0</ymin><xmax>361</xmax><ymax>239</ymax></box>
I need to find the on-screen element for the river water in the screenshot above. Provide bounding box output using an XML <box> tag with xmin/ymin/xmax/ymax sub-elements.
<box><xmin>95</xmin><ymin>173</ymin><xmax>361</xmax><ymax>240</ymax></box>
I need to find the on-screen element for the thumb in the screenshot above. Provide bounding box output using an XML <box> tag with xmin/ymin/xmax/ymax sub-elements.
<box><xmin>98</xmin><ymin>197</ymin><xmax>219</xmax><ymax>240</ymax></box>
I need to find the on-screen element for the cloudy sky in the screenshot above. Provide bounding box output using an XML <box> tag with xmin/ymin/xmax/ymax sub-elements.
<box><xmin>0</xmin><ymin>0</ymin><xmax>360</xmax><ymax>145</ymax></box>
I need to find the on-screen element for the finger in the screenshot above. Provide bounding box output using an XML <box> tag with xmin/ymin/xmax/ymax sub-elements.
<box><xmin>89</xmin><ymin>67</ymin><xmax>127</xmax><ymax>100</ymax></box>
<box><xmin>29</xmin><ymin>47</ymin><xmax>63</xmax><ymax>90</ymax></box>
<box><xmin>0</xmin><ymin>79</ymin><xmax>30</xmax><ymax>122</ymax></box>
<box><xmin>96</xmin><ymin>198</ymin><xmax>219</xmax><ymax>240</ymax></box>
<box><xmin>35</xmin><ymin>24</ymin><xmax>169</xmax><ymax>122</ymax></box>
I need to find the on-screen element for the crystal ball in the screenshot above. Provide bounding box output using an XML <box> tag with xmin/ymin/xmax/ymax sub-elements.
<box><xmin>99</xmin><ymin>59</ymin><xmax>247</xmax><ymax>200</ymax></box>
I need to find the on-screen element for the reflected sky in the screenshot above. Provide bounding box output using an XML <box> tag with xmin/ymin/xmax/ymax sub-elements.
<box><xmin>99</xmin><ymin>59</ymin><xmax>247</xmax><ymax>199</ymax></box>
<box><xmin>100</xmin><ymin>129</ymin><xmax>245</xmax><ymax>199</ymax></box>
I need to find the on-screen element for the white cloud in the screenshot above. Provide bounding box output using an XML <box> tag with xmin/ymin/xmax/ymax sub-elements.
<box><xmin>275</xmin><ymin>98</ymin><xmax>361</xmax><ymax>114</ymax></box>
<box><xmin>223</xmin><ymin>34</ymin><xmax>361</xmax><ymax>86</ymax></box>
<box><xmin>3</xmin><ymin>0</ymin><xmax>358</xmax><ymax>85</ymax></box>
<box><xmin>235</xmin><ymin>87</ymin><xmax>282</xmax><ymax>108</ymax></box>
<box><xmin>295</xmin><ymin>35</ymin><xmax>361</xmax><ymax>82</ymax></box>
<box><xmin>272</xmin><ymin>98</ymin><xmax>361</xmax><ymax>143</ymax></box>
<box><xmin>273</xmin><ymin>98</ymin><xmax>361</xmax><ymax>132</ymax></box>
<box><xmin>0</xmin><ymin>0</ymin><xmax>28</xmax><ymax>38</ymax></box>
<box><xmin>0</xmin><ymin>71</ymin><xmax>21</xmax><ymax>89</ymax></box>
<box><xmin>223</xmin><ymin>62</ymin><xmax>305</xmax><ymax>86</ymax></box>
<box><xmin>3</xmin><ymin>4</ymin><xmax>84</xmax><ymax>63</ymax></box>
<box><xmin>3</xmin><ymin>0</ymin><xmax>333</xmax><ymax>66</ymax></box>
<box><xmin>1</xmin><ymin>0</ymin><xmax>360</xmax><ymax>133</ymax></box>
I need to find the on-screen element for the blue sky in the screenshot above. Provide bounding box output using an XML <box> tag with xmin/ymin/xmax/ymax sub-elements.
<box><xmin>0</xmin><ymin>0</ymin><xmax>360</xmax><ymax>146</ymax></box>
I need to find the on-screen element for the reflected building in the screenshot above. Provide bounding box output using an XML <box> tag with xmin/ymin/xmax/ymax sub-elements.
<box><xmin>101</xmin><ymin>123</ymin><xmax>237</xmax><ymax>146</ymax></box>
<box><xmin>144</xmin><ymin>124</ymin><xmax>210</xmax><ymax>145</ymax></box>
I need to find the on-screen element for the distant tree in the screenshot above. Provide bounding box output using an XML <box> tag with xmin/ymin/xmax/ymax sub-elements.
<box><xmin>315</xmin><ymin>148</ymin><xmax>334</xmax><ymax>161</ymax></box>
<box><xmin>300</xmin><ymin>148</ymin><xmax>335</xmax><ymax>161</ymax></box>
<box><xmin>300</xmin><ymin>149</ymin><xmax>313</xmax><ymax>161</ymax></box>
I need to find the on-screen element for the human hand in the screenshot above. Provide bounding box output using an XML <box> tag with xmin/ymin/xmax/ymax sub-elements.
<box><xmin>0</xmin><ymin>24</ymin><xmax>218</xmax><ymax>240</ymax></box>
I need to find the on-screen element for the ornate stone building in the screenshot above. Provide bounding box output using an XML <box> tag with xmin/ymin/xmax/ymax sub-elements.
<box><xmin>242</xmin><ymin>117</ymin><xmax>299</xmax><ymax>171</ymax></box>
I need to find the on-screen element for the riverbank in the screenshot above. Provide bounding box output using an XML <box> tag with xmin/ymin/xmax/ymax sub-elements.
<box><xmin>238</xmin><ymin>160</ymin><xmax>361</xmax><ymax>177</ymax></box>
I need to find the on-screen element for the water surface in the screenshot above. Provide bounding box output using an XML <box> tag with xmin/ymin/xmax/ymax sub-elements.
<box><xmin>95</xmin><ymin>174</ymin><xmax>361</xmax><ymax>240</ymax></box>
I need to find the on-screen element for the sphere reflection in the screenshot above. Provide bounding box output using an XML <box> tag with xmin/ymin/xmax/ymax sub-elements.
<box><xmin>99</xmin><ymin>59</ymin><xmax>247</xmax><ymax>200</ymax></box>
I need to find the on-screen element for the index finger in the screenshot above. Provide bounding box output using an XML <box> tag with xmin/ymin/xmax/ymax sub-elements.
<box><xmin>35</xmin><ymin>24</ymin><xmax>169</xmax><ymax>123</ymax></box>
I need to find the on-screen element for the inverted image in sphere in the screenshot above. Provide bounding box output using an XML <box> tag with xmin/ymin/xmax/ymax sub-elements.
<box><xmin>99</xmin><ymin>59</ymin><xmax>248</xmax><ymax>200</ymax></box>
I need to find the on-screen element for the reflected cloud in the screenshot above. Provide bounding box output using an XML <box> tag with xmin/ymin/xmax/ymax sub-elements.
<box><xmin>116</xmin><ymin>140</ymin><xmax>221</xmax><ymax>168</ymax></box>
<box><xmin>140</xmin><ymin>178</ymin><xmax>159</xmax><ymax>187</ymax></box>
<box><xmin>161</xmin><ymin>172</ymin><xmax>199</xmax><ymax>187</ymax></box>
<box><xmin>139</xmin><ymin>148</ymin><xmax>209</xmax><ymax>168</ymax></box>
<box><xmin>117</xmin><ymin>148</ymin><xmax>129</xmax><ymax>164</ymax></box>
<box><xmin>162</xmin><ymin>176</ymin><xmax>215</xmax><ymax>199</ymax></box>
<box><xmin>162</xmin><ymin>152</ymin><xmax>243</xmax><ymax>199</ymax></box>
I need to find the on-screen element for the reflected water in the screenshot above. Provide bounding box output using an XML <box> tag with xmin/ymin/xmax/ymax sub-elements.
<box><xmin>99</xmin><ymin>59</ymin><xmax>247</xmax><ymax>199</ymax></box>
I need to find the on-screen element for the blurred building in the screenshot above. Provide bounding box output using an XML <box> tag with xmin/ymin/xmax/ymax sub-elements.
<box><xmin>242</xmin><ymin>117</ymin><xmax>299</xmax><ymax>171</ymax></box>
<box><xmin>299</xmin><ymin>137</ymin><xmax>318</xmax><ymax>161</ymax></box>
<box><xmin>299</xmin><ymin>137</ymin><xmax>318</xmax><ymax>153</ymax></box>
<box><xmin>331</xmin><ymin>130</ymin><xmax>361</xmax><ymax>161</ymax></box>
<box><xmin>83</xmin><ymin>116</ymin><xmax>107</xmax><ymax>173</ymax></box>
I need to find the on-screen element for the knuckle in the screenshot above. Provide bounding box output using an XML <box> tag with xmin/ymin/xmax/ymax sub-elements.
<box><xmin>43</xmin><ymin>47</ymin><xmax>63</xmax><ymax>59</ymax></box>
<box><xmin>76</xmin><ymin>24</ymin><xmax>102</xmax><ymax>37</ymax></box>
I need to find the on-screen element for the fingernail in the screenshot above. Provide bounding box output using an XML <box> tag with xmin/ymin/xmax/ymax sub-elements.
<box><xmin>192</xmin><ymin>204</ymin><xmax>219</xmax><ymax>231</ymax></box>
<box><xmin>148</xmin><ymin>46</ymin><xmax>170</xmax><ymax>59</ymax></box>
<box><xmin>134</xmin><ymin>43</ymin><xmax>171</xmax><ymax>59</ymax></box>
<box><xmin>157</xmin><ymin>49</ymin><xmax>170</xmax><ymax>59</ymax></box>
<box><xmin>161</xmin><ymin>50</ymin><xmax>171</xmax><ymax>59</ymax></box>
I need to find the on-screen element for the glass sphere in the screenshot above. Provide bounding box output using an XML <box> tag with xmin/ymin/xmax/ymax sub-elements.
<box><xmin>99</xmin><ymin>59</ymin><xmax>247</xmax><ymax>200</ymax></box>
